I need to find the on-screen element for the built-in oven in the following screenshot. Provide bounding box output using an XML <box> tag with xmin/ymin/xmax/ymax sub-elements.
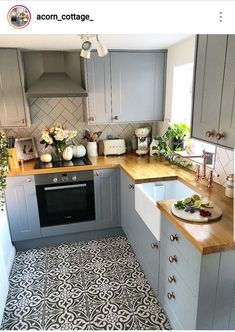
<box><xmin>35</xmin><ymin>171</ymin><xmax>95</xmax><ymax>227</ymax></box>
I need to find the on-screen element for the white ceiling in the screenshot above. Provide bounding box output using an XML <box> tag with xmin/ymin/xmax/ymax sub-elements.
<box><xmin>0</xmin><ymin>34</ymin><xmax>191</xmax><ymax>50</ymax></box>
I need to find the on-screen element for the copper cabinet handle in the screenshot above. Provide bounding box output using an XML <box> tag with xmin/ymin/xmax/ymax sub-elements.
<box><xmin>169</xmin><ymin>234</ymin><xmax>178</xmax><ymax>242</ymax></box>
<box><xmin>169</xmin><ymin>255</ymin><xmax>177</xmax><ymax>263</ymax></box>
<box><xmin>26</xmin><ymin>177</ymin><xmax>32</xmax><ymax>183</ymax></box>
<box><xmin>168</xmin><ymin>275</ymin><xmax>176</xmax><ymax>283</ymax></box>
<box><xmin>206</xmin><ymin>130</ymin><xmax>215</xmax><ymax>138</ymax></box>
<box><xmin>151</xmin><ymin>242</ymin><xmax>159</xmax><ymax>249</ymax></box>
<box><xmin>167</xmin><ymin>292</ymin><xmax>175</xmax><ymax>300</ymax></box>
<box><xmin>128</xmin><ymin>184</ymin><xmax>134</xmax><ymax>189</ymax></box>
<box><xmin>216</xmin><ymin>132</ymin><xmax>225</xmax><ymax>140</ymax></box>
<box><xmin>95</xmin><ymin>171</ymin><xmax>100</xmax><ymax>176</ymax></box>
<box><xmin>113</xmin><ymin>115</ymin><xmax>119</xmax><ymax>120</ymax></box>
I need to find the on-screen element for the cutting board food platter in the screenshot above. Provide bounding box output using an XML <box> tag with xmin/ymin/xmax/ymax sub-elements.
<box><xmin>171</xmin><ymin>203</ymin><xmax>223</xmax><ymax>223</ymax></box>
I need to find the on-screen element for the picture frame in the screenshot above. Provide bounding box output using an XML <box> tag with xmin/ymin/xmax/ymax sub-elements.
<box><xmin>15</xmin><ymin>137</ymin><xmax>38</xmax><ymax>161</ymax></box>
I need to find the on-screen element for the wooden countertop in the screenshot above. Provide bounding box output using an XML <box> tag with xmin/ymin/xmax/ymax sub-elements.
<box><xmin>7</xmin><ymin>154</ymin><xmax>234</xmax><ymax>255</ymax></box>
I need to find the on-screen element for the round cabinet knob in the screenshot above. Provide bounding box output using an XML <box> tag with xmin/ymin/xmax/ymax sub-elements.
<box><xmin>20</xmin><ymin>119</ymin><xmax>25</xmax><ymax>124</ymax></box>
<box><xmin>168</xmin><ymin>275</ymin><xmax>176</xmax><ymax>283</ymax></box>
<box><xmin>167</xmin><ymin>292</ymin><xmax>175</xmax><ymax>300</ymax></box>
<box><xmin>113</xmin><ymin>115</ymin><xmax>119</xmax><ymax>120</ymax></box>
<box><xmin>26</xmin><ymin>177</ymin><xmax>32</xmax><ymax>183</ymax></box>
<box><xmin>128</xmin><ymin>184</ymin><xmax>135</xmax><ymax>190</ymax></box>
<box><xmin>169</xmin><ymin>255</ymin><xmax>177</xmax><ymax>263</ymax></box>
<box><xmin>169</xmin><ymin>234</ymin><xmax>178</xmax><ymax>242</ymax></box>
<box><xmin>216</xmin><ymin>132</ymin><xmax>225</xmax><ymax>140</ymax></box>
<box><xmin>89</xmin><ymin>116</ymin><xmax>95</xmax><ymax>122</ymax></box>
<box><xmin>151</xmin><ymin>242</ymin><xmax>159</xmax><ymax>249</ymax></box>
<box><xmin>72</xmin><ymin>176</ymin><xmax>77</xmax><ymax>181</ymax></box>
<box><xmin>206</xmin><ymin>130</ymin><xmax>215</xmax><ymax>138</ymax></box>
<box><xmin>53</xmin><ymin>177</ymin><xmax>58</xmax><ymax>183</ymax></box>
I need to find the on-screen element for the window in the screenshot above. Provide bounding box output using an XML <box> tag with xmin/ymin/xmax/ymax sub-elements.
<box><xmin>171</xmin><ymin>63</ymin><xmax>215</xmax><ymax>167</ymax></box>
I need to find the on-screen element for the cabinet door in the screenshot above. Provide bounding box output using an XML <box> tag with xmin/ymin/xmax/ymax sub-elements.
<box><xmin>84</xmin><ymin>52</ymin><xmax>111</xmax><ymax>124</ymax></box>
<box><xmin>0</xmin><ymin>49</ymin><xmax>27</xmax><ymax>127</ymax></box>
<box><xmin>5</xmin><ymin>176</ymin><xmax>41</xmax><ymax>241</ymax></box>
<box><xmin>218</xmin><ymin>35</ymin><xmax>235</xmax><ymax>149</ymax></box>
<box><xmin>120</xmin><ymin>171</ymin><xmax>159</xmax><ymax>295</ymax></box>
<box><xmin>191</xmin><ymin>35</ymin><xmax>227</xmax><ymax>144</ymax></box>
<box><xmin>111</xmin><ymin>52</ymin><xmax>166</xmax><ymax>122</ymax></box>
<box><xmin>94</xmin><ymin>169</ymin><xmax>119</xmax><ymax>228</ymax></box>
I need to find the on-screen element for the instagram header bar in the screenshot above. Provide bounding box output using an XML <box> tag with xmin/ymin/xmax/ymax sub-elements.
<box><xmin>0</xmin><ymin>1</ymin><xmax>235</xmax><ymax>34</ymax></box>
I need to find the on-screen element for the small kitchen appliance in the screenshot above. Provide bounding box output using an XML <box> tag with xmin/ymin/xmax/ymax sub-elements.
<box><xmin>135</xmin><ymin>127</ymin><xmax>151</xmax><ymax>156</ymax></box>
<box><xmin>103</xmin><ymin>139</ymin><xmax>126</xmax><ymax>156</ymax></box>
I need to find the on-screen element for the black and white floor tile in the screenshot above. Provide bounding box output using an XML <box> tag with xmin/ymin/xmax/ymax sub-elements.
<box><xmin>1</xmin><ymin>236</ymin><xmax>171</xmax><ymax>330</ymax></box>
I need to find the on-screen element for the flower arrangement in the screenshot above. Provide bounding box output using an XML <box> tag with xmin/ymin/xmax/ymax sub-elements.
<box><xmin>40</xmin><ymin>126</ymin><xmax>77</xmax><ymax>161</ymax></box>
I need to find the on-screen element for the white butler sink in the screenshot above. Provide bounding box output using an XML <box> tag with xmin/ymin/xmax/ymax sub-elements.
<box><xmin>135</xmin><ymin>180</ymin><xmax>196</xmax><ymax>240</ymax></box>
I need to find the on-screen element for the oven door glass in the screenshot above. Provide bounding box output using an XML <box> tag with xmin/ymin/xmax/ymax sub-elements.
<box><xmin>36</xmin><ymin>181</ymin><xmax>95</xmax><ymax>227</ymax></box>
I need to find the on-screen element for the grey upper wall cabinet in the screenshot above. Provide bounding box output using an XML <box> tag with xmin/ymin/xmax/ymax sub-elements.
<box><xmin>83</xmin><ymin>51</ymin><xmax>167</xmax><ymax>124</ymax></box>
<box><xmin>191</xmin><ymin>35</ymin><xmax>235</xmax><ymax>149</ymax></box>
<box><xmin>0</xmin><ymin>49</ymin><xmax>30</xmax><ymax>128</ymax></box>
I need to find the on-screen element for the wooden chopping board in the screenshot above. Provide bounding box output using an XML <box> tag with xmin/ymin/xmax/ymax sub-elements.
<box><xmin>171</xmin><ymin>203</ymin><xmax>223</xmax><ymax>223</ymax></box>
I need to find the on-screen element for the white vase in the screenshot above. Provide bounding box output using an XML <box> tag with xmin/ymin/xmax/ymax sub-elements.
<box><xmin>87</xmin><ymin>142</ymin><xmax>98</xmax><ymax>157</ymax></box>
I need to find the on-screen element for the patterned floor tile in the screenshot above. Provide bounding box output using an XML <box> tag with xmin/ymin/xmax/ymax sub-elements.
<box><xmin>1</xmin><ymin>236</ymin><xmax>171</xmax><ymax>330</ymax></box>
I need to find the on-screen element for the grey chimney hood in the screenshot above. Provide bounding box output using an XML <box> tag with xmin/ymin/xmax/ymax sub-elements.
<box><xmin>23</xmin><ymin>51</ymin><xmax>87</xmax><ymax>98</ymax></box>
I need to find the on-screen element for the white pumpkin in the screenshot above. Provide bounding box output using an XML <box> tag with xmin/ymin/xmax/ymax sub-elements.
<box><xmin>40</xmin><ymin>154</ymin><xmax>52</xmax><ymax>163</ymax></box>
<box><xmin>62</xmin><ymin>146</ymin><xmax>73</xmax><ymax>161</ymax></box>
<box><xmin>72</xmin><ymin>145</ymin><xmax>86</xmax><ymax>158</ymax></box>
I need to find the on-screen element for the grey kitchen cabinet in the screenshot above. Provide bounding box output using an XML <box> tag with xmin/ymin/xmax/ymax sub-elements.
<box><xmin>83</xmin><ymin>51</ymin><xmax>166</xmax><ymax>124</ymax></box>
<box><xmin>94</xmin><ymin>168</ymin><xmax>120</xmax><ymax>228</ymax></box>
<box><xmin>192</xmin><ymin>35</ymin><xmax>235</xmax><ymax>149</ymax></box>
<box><xmin>111</xmin><ymin>52</ymin><xmax>166</xmax><ymax>123</ymax></box>
<box><xmin>120</xmin><ymin>170</ymin><xmax>159</xmax><ymax>295</ymax></box>
<box><xmin>159</xmin><ymin>215</ymin><xmax>235</xmax><ymax>330</ymax></box>
<box><xmin>83</xmin><ymin>53</ymin><xmax>112</xmax><ymax>124</ymax></box>
<box><xmin>0</xmin><ymin>49</ymin><xmax>30</xmax><ymax>128</ymax></box>
<box><xmin>5</xmin><ymin>176</ymin><xmax>41</xmax><ymax>241</ymax></box>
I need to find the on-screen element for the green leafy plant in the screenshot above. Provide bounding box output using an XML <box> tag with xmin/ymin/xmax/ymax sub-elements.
<box><xmin>0</xmin><ymin>131</ymin><xmax>10</xmax><ymax>210</ymax></box>
<box><xmin>152</xmin><ymin>123</ymin><xmax>192</xmax><ymax>169</ymax></box>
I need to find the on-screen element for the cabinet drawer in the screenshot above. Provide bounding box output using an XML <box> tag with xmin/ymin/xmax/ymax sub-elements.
<box><xmin>161</xmin><ymin>216</ymin><xmax>201</xmax><ymax>273</ymax></box>
<box><xmin>159</xmin><ymin>275</ymin><xmax>197</xmax><ymax>329</ymax></box>
<box><xmin>160</xmin><ymin>233</ymin><xmax>200</xmax><ymax>296</ymax></box>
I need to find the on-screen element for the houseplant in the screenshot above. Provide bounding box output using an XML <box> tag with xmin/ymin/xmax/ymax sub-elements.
<box><xmin>40</xmin><ymin>125</ymin><xmax>77</xmax><ymax>161</ymax></box>
<box><xmin>0</xmin><ymin>131</ymin><xmax>10</xmax><ymax>210</ymax></box>
<box><xmin>152</xmin><ymin>123</ymin><xmax>192</xmax><ymax>168</ymax></box>
<box><xmin>164</xmin><ymin>123</ymin><xmax>190</xmax><ymax>151</ymax></box>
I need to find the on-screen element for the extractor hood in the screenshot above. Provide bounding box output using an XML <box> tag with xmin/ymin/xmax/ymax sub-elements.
<box><xmin>26</xmin><ymin>72</ymin><xmax>87</xmax><ymax>97</ymax></box>
<box><xmin>23</xmin><ymin>51</ymin><xmax>87</xmax><ymax>98</ymax></box>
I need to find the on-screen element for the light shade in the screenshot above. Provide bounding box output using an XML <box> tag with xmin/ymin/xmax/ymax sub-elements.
<box><xmin>80</xmin><ymin>49</ymin><xmax>91</xmax><ymax>59</ymax></box>
<box><xmin>96</xmin><ymin>39</ymin><xmax>108</xmax><ymax>57</ymax></box>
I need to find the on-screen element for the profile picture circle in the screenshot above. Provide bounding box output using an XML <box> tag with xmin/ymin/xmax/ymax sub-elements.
<box><xmin>7</xmin><ymin>5</ymin><xmax>31</xmax><ymax>29</ymax></box>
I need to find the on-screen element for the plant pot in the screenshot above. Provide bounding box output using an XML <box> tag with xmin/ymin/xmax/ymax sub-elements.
<box><xmin>87</xmin><ymin>142</ymin><xmax>98</xmax><ymax>157</ymax></box>
<box><xmin>172</xmin><ymin>138</ymin><xmax>184</xmax><ymax>151</ymax></box>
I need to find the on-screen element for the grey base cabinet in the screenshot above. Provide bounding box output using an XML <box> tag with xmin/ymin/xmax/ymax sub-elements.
<box><xmin>5</xmin><ymin>176</ymin><xmax>41</xmax><ymax>241</ymax></box>
<box><xmin>120</xmin><ymin>170</ymin><xmax>159</xmax><ymax>295</ymax></box>
<box><xmin>94</xmin><ymin>168</ymin><xmax>120</xmax><ymax>228</ymax></box>
<box><xmin>159</xmin><ymin>215</ymin><xmax>235</xmax><ymax>330</ymax></box>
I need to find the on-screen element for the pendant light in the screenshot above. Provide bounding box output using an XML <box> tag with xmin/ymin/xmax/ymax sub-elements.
<box><xmin>80</xmin><ymin>35</ymin><xmax>108</xmax><ymax>59</ymax></box>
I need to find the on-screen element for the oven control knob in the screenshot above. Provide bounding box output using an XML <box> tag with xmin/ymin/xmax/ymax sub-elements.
<box><xmin>53</xmin><ymin>177</ymin><xmax>58</xmax><ymax>183</ymax></box>
<box><xmin>72</xmin><ymin>176</ymin><xmax>77</xmax><ymax>181</ymax></box>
